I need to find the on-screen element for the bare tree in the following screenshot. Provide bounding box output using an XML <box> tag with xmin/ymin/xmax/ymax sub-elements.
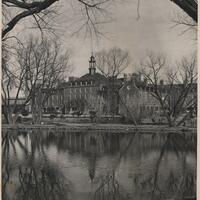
<box><xmin>2</xmin><ymin>0</ymin><xmax>58</xmax><ymax>39</ymax></box>
<box><xmin>2</xmin><ymin>37</ymin><xmax>72</xmax><ymax>124</ymax></box>
<box><xmin>2</xmin><ymin>42</ymin><xmax>26</xmax><ymax>124</ymax></box>
<box><xmin>20</xmin><ymin>37</ymin><xmax>72</xmax><ymax>123</ymax></box>
<box><xmin>95</xmin><ymin>47</ymin><xmax>130</xmax><ymax>78</ymax></box>
<box><xmin>2</xmin><ymin>0</ymin><xmax>113</xmax><ymax>40</ymax></box>
<box><xmin>139</xmin><ymin>52</ymin><xmax>197</xmax><ymax>127</ymax></box>
<box><xmin>95</xmin><ymin>47</ymin><xmax>130</xmax><ymax>116</ymax></box>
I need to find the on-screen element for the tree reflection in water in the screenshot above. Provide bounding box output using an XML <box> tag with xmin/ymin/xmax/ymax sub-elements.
<box><xmin>131</xmin><ymin>132</ymin><xmax>196</xmax><ymax>200</ymax></box>
<box><xmin>2</xmin><ymin>130</ymin><xmax>72</xmax><ymax>200</ymax></box>
<box><xmin>16</xmin><ymin>164</ymin><xmax>71</xmax><ymax>200</ymax></box>
<box><xmin>2</xmin><ymin>129</ymin><xmax>196</xmax><ymax>200</ymax></box>
<box><xmin>92</xmin><ymin>171</ymin><xmax>131</xmax><ymax>200</ymax></box>
<box><xmin>90</xmin><ymin>131</ymin><xmax>196</xmax><ymax>200</ymax></box>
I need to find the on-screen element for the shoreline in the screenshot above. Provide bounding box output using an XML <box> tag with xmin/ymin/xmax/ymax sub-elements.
<box><xmin>2</xmin><ymin>123</ymin><xmax>196</xmax><ymax>134</ymax></box>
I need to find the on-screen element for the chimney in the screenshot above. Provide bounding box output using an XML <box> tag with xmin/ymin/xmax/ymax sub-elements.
<box><xmin>160</xmin><ymin>79</ymin><xmax>164</xmax><ymax>85</ymax></box>
<box><xmin>124</xmin><ymin>73</ymin><xmax>127</xmax><ymax>80</ymax></box>
<box><xmin>69</xmin><ymin>77</ymin><xmax>79</xmax><ymax>82</ymax></box>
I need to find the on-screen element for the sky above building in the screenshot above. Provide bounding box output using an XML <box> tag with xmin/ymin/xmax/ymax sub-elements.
<box><xmin>9</xmin><ymin>0</ymin><xmax>197</xmax><ymax>78</ymax></box>
<box><xmin>59</xmin><ymin>0</ymin><xmax>196</xmax><ymax>77</ymax></box>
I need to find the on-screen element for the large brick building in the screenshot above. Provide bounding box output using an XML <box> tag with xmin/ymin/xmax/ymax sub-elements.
<box><xmin>41</xmin><ymin>56</ymin><xmax>196</xmax><ymax>123</ymax></box>
<box><xmin>119</xmin><ymin>73</ymin><xmax>197</xmax><ymax>123</ymax></box>
<box><xmin>119</xmin><ymin>74</ymin><xmax>161</xmax><ymax>122</ymax></box>
<box><xmin>43</xmin><ymin>55</ymin><xmax>122</xmax><ymax>116</ymax></box>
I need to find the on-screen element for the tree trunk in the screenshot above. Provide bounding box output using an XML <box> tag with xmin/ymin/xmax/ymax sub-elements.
<box><xmin>165</xmin><ymin>114</ymin><xmax>176</xmax><ymax>127</ymax></box>
<box><xmin>3</xmin><ymin>107</ymin><xmax>16</xmax><ymax>124</ymax></box>
<box><xmin>31</xmin><ymin>104</ymin><xmax>42</xmax><ymax>124</ymax></box>
<box><xmin>2</xmin><ymin>108</ymin><xmax>9</xmax><ymax>124</ymax></box>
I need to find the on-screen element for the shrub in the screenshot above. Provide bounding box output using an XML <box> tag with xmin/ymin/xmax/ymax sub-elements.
<box><xmin>60</xmin><ymin>114</ymin><xmax>65</xmax><ymax>119</ymax></box>
<box><xmin>16</xmin><ymin>116</ymin><xmax>22</xmax><ymax>123</ymax></box>
<box><xmin>50</xmin><ymin>114</ymin><xmax>56</xmax><ymax>120</ymax></box>
<box><xmin>21</xmin><ymin>109</ymin><xmax>29</xmax><ymax>116</ymax></box>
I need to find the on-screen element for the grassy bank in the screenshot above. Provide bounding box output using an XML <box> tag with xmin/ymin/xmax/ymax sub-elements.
<box><xmin>2</xmin><ymin>122</ymin><xmax>196</xmax><ymax>134</ymax></box>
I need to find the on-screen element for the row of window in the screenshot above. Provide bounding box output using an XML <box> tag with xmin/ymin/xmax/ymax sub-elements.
<box><xmin>69</xmin><ymin>81</ymin><xmax>93</xmax><ymax>86</ymax></box>
<box><xmin>66</xmin><ymin>92</ymin><xmax>98</xmax><ymax>102</ymax></box>
<box><xmin>46</xmin><ymin>95</ymin><xmax>63</xmax><ymax>106</ymax></box>
<box><xmin>65</xmin><ymin>87</ymin><xmax>95</xmax><ymax>93</ymax></box>
<box><xmin>45</xmin><ymin>88</ymin><xmax>99</xmax><ymax>106</ymax></box>
<box><xmin>140</xmin><ymin>105</ymin><xmax>160</xmax><ymax>113</ymax></box>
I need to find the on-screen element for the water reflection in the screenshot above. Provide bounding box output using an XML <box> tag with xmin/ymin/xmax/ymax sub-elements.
<box><xmin>2</xmin><ymin>131</ymin><xmax>72</xmax><ymax>200</ymax></box>
<box><xmin>2</xmin><ymin>130</ymin><xmax>196</xmax><ymax>200</ymax></box>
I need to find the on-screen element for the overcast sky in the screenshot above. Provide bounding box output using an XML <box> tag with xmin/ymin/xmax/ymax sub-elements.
<box><xmin>57</xmin><ymin>0</ymin><xmax>196</xmax><ymax>77</ymax></box>
<box><xmin>10</xmin><ymin>0</ymin><xmax>197</xmax><ymax>78</ymax></box>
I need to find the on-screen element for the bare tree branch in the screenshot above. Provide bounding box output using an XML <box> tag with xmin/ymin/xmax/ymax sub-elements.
<box><xmin>2</xmin><ymin>36</ymin><xmax>72</xmax><ymax>124</ymax></box>
<box><xmin>170</xmin><ymin>0</ymin><xmax>197</xmax><ymax>22</ymax></box>
<box><xmin>139</xmin><ymin>52</ymin><xmax>197</xmax><ymax>127</ymax></box>
<box><xmin>95</xmin><ymin>47</ymin><xmax>130</xmax><ymax>78</ymax></box>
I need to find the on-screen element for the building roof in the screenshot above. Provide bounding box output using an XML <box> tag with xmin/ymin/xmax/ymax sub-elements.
<box><xmin>120</xmin><ymin>79</ymin><xmax>197</xmax><ymax>93</ymax></box>
<box><xmin>57</xmin><ymin>72</ymin><xmax>107</xmax><ymax>88</ymax></box>
<box><xmin>79</xmin><ymin>72</ymin><xmax>107</xmax><ymax>81</ymax></box>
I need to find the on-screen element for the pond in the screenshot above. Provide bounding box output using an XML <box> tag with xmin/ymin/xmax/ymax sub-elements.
<box><xmin>2</xmin><ymin>130</ymin><xmax>196</xmax><ymax>200</ymax></box>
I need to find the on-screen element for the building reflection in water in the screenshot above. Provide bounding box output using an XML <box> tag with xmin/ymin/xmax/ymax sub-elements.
<box><xmin>2</xmin><ymin>130</ymin><xmax>196</xmax><ymax>200</ymax></box>
<box><xmin>88</xmin><ymin>136</ymin><xmax>97</xmax><ymax>182</ymax></box>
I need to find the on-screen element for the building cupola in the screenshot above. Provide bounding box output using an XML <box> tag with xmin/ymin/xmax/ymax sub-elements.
<box><xmin>89</xmin><ymin>54</ymin><xmax>96</xmax><ymax>75</ymax></box>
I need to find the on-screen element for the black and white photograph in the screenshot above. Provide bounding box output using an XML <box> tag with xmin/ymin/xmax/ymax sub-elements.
<box><xmin>1</xmin><ymin>0</ymin><xmax>197</xmax><ymax>200</ymax></box>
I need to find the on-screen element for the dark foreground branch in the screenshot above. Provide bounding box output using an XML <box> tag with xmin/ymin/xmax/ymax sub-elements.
<box><xmin>2</xmin><ymin>0</ymin><xmax>58</xmax><ymax>38</ymax></box>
